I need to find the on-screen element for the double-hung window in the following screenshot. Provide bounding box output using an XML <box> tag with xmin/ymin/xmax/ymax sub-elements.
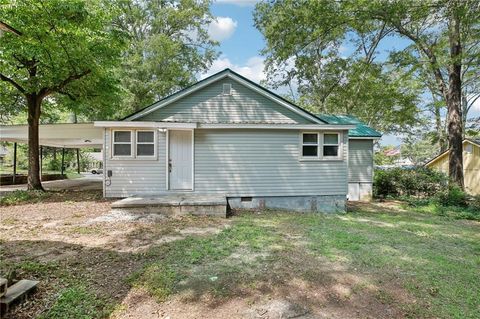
<box><xmin>136</xmin><ymin>131</ymin><xmax>155</xmax><ymax>157</ymax></box>
<box><xmin>302</xmin><ymin>133</ymin><xmax>319</xmax><ymax>157</ymax></box>
<box><xmin>323</xmin><ymin>133</ymin><xmax>339</xmax><ymax>158</ymax></box>
<box><xmin>112</xmin><ymin>130</ymin><xmax>156</xmax><ymax>158</ymax></box>
<box><xmin>113</xmin><ymin>131</ymin><xmax>133</xmax><ymax>157</ymax></box>
<box><xmin>300</xmin><ymin>132</ymin><xmax>341</xmax><ymax>159</ymax></box>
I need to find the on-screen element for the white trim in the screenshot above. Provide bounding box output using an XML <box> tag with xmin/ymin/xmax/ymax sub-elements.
<box><xmin>135</xmin><ymin>130</ymin><xmax>157</xmax><ymax>159</ymax></box>
<box><xmin>300</xmin><ymin>132</ymin><xmax>320</xmax><ymax>160</ymax></box>
<box><xmin>122</xmin><ymin>71</ymin><xmax>325</xmax><ymax>124</ymax></box>
<box><xmin>323</xmin><ymin>132</ymin><xmax>342</xmax><ymax>160</ymax></box>
<box><xmin>111</xmin><ymin>130</ymin><xmax>134</xmax><ymax>159</ymax></box>
<box><xmin>95</xmin><ymin>121</ymin><xmax>197</xmax><ymax>129</ymax></box>
<box><xmin>166</xmin><ymin>129</ymin><xmax>194</xmax><ymax>191</ymax></box>
<box><xmin>298</xmin><ymin>131</ymin><xmax>344</xmax><ymax>162</ymax></box>
<box><xmin>199</xmin><ymin>123</ymin><xmax>355</xmax><ymax>130</ymax></box>
<box><xmin>165</xmin><ymin>129</ymin><xmax>169</xmax><ymax>190</ymax></box>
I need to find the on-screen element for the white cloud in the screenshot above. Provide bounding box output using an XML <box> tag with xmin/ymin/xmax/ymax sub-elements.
<box><xmin>470</xmin><ymin>95</ymin><xmax>480</xmax><ymax>111</ymax></box>
<box><xmin>208</xmin><ymin>17</ymin><xmax>237</xmax><ymax>42</ymax></box>
<box><xmin>215</xmin><ymin>0</ymin><xmax>259</xmax><ymax>6</ymax></box>
<box><xmin>202</xmin><ymin>56</ymin><xmax>266</xmax><ymax>83</ymax></box>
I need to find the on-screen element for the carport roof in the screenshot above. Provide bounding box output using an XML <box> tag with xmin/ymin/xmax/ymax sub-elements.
<box><xmin>0</xmin><ymin>123</ymin><xmax>103</xmax><ymax>148</ymax></box>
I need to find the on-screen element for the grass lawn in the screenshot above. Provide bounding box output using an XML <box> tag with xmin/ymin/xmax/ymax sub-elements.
<box><xmin>0</xmin><ymin>194</ymin><xmax>478</xmax><ymax>318</ymax></box>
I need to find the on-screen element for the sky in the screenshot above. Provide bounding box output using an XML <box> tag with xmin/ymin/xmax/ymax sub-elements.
<box><xmin>203</xmin><ymin>0</ymin><xmax>480</xmax><ymax>146</ymax></box>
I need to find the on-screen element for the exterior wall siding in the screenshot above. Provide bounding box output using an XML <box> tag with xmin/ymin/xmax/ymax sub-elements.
<box><xmin>194</xmin><ymin>129</ymin><xmax>348</xmax><ymax>197</ymax></box>
<box><xmin>348</xmin><ymin>140</ymin><xmax>373</xmax><ymax>182</ymax></box>
<box><xmin>104</xmin><ymin>128</ymin><xmax>349</xmax><ymax>199</ymax></box>
<box><xmin>348</xmin><ymin>139</ymin><xmax>374</xmax><ymax>201</ymax></box>
<box><xmin>104</xmin><ymin>129</ymin><xmax>167</xmax><ymax>197</ymax></box>
<box><xmin>137</xmin><ymin>78</ymin><xmax>311</xmax><ymax>124</ymax></box>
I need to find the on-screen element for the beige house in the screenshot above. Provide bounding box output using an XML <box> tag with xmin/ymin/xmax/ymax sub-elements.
<box><xmin>425</xmin><ymin>139</ymin><xmax>480</xmax><ymax>195</ymax></box>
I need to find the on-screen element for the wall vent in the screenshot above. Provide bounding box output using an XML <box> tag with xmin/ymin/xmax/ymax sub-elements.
<box><xmin>223</xmin><ymin>83</ymin><xmax>232</xmax><ymax>95</ymax></box>
<box><xmin>240</xmin><ymin>197</ymin><xmax>252</xmax><ymax>202</ymax></box>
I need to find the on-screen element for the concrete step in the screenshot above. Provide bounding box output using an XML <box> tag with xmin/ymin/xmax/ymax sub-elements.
<box><xmin>0</xmin><ymin>278</ymin><xmax>7</xmax><ymax>298</ymax></box>
<box><xmin>111</xmin><ymin>194</ymin><xmax>227</xmax><ymax>217</ymax></box>
<box><xmin>0</xmin><ymin>279</ymin><xmax>39</xmax><ymax>316</ymax></box>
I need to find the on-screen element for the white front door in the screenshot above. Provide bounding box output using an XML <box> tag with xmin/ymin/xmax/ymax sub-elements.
<box><xmin>169</xmin><ymin>130</ymin><xmax>193</xmax><ymax>190</ymax></box>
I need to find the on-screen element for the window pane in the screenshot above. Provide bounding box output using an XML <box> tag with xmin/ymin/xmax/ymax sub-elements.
<box><xmin>324</xmin><ymin>133</ymin><xmax>338</xmax><ymax>145</ymax></box>
<box><xmin>137</xmin><ymin>131</ymin><xmax>154</xmax><ymax>143</ymax></box>
<box><xmin>137</xmin><ymin>144</ymin><xmax>154</xmax><ymax>156</ymax></box>
<box><xmin>324</xmin><ymin>145</ymin><xmax>338</xmax><ymax>156</ymax></box>
<box><xmin>113</xmin><ymin>144</ymin><xmax>131</xmax><ymax>156</ymax></box>
<box><xmin>114</xmin><ymin>131</ymin><xmax>131</xmax><ymax>143</ymax></box>
<box><xmin>302</xmin><ymin>146</ymin><xmax>318</xmax><ymax>157</ymax></box>
<box><xmin>303</xmin><ymin>134</ymin><xmax>317</xmax><ymax>144</ymax></box>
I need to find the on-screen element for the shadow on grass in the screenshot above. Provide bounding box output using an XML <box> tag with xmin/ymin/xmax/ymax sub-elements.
<box><xmin>0</xmin><ymin>215</ymin><xmax>412</xmax><ymax>319</ymax></box>
<box><xmin>0</xmin><ymin>189</ymin><xmax>107</xmax><ymax>207</ymax></box>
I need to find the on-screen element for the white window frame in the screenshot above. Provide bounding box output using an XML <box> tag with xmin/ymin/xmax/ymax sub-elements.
<box><xmin>112</xmin><ymin>130</ymin><xmax>134</xmax><ymax>159</ymax></box>
<box><xmin>110</xmin><ymin>129</ymin><xmax>157</xmax><ymax>160</ymax></box>
<box><xmin>300</xmin><ymin>132</ymin><xmax>320</xmax><ymax>160</ymax></box>
<box><xmin>135</xmin><ymin>130</ymin><xmax>157</xmax><ymax>158</ymax></box>
<box><xmin>299</xmin><ymin>131</ymin><xmax>343</xmax><ymax>161</ymax></box>
<box><xmin>323</xmin><ymin>132</ymin><xmax>341</xmax><ymax>159</ymax></box>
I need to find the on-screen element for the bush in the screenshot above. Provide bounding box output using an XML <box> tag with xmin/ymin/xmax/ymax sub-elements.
<box><xmin>434</xmin><ymin>184</ymin><xmax>468</xmax><ymax>207</ymax></box>
<box><xmin>374</xmin><ymin>167</ymin><xmax>448</xmax><ymax>198</ymax></box>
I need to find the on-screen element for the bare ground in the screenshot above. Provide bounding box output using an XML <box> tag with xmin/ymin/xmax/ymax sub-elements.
<box><xmin>1</xmin><ymin>191</ymin><xmax>423</xmax><ymax>319</ymax></box>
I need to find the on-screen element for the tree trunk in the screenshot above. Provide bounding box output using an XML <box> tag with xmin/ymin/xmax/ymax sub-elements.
<box><xmin>433</xmin><ymin>98</ymin><xmax>447</xmax><ymax>152</ymax></box>
<box><xmin>27</xmin><ymin>94</ymin><xmax>44</xmax><ymax>191</ymax></box>
<box><xmin>447</xmin><ymin>4</ymin><xmax>464</xmax><ymax>189</ymax></box>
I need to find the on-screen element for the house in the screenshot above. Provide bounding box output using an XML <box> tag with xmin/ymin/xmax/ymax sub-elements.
<box><xmin>425</xmin><ymin>139</ymin><xmax>480</xmax><ymax>195</ymax></box>
<box><xmin>93</xmin><ymin>69</ymin><xmax>381</xmax><ymax>212</ymax></box>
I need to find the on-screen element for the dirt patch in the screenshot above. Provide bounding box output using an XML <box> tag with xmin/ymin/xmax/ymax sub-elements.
<box><xmin>1</xmin><ymin>193</ymin><xmax>423</xmax><ymax>319</ymax></box>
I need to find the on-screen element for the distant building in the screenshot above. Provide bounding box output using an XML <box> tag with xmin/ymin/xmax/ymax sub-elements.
<box><xmin>425</xmin><ymin>139</ymin><xmax>480</xmax><ymax>195</ymax></box>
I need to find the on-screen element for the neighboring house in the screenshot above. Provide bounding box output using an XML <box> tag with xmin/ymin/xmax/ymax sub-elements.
<box><xmin>94</xmin><ymin>69</ymin><xmax>381</xmax><ymax>212</ymax></box>
<box><xmin>425</xmin><ymin>139</ymin><xmax>480</xmax><ymax>195</ymax></box>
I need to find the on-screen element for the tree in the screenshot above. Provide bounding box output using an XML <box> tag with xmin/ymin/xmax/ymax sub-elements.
<box><xmin>254</xmin><ymin>0</ymin><xmax>480</xmax><ymax>188</ymax></box>
<box><xmin>114</xmin><ymin>0</ymin><xmax>218</xmax><ymax>113</ymax></box>
<box><xmin>0</xmin><ymin>0</ymin><xmax>124</xmax><ymax>190</ymax></box>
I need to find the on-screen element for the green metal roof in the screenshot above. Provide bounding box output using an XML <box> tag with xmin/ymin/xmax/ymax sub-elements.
<box><xmin>316</xmin><ymin>114</ymin><xmax>382</xmax><ymax>138</ymax></box>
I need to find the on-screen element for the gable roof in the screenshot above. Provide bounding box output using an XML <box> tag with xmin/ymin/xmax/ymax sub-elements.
<box><xmin>122</xmin><ymin>68</ymin><xmax>327</xmax><ymax>124</ymax></box>
<box><xmin>317</xmin><ymin>114</ymin><xmax>382</xmax><ymax>138</ymax></box>
<box><xmin>424</xmin><ymin>139</ymin><xmax>480</xmax><ymax>167</ymax></box>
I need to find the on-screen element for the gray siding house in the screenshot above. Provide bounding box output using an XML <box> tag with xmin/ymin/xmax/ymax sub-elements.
<box><xmin>94</xmin><ymin>69</ymin><xmax>380</xmax><ymax>212</ymax></box>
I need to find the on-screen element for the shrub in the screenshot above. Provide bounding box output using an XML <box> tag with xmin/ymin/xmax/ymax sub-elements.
<box><xmin>374</xmin><ymin>167</ymin><xmax>448</xmax><ymax>198</ymax></box>
<box><xmin>434</xmin><ymin>184</ymin><xmax>468</xmax><ymax>207</ymax></box>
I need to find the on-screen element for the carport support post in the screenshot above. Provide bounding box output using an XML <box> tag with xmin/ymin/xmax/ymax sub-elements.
<box><xmin>61</xmin><ymin>148</ymin><xmax>65</xmax><ymax>176</ymax></box>
<box><xmin>76</xmin><ymin>149</ymin><xmax>80</xmax><ymax>174</ymax></box>
<box><xmin>12</xmin><ymin>142</ymin><xmax>17</xmax><ymax>184</ymax></box>
<box><xmin>40</xmin><ymin>146</ymin><xmax>43</xmax><ymax>179</ymax></box>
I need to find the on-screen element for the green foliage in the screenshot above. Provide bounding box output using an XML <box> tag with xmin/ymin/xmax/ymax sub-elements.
<box><xmin>114</xmin><ymin>0</ymin><xmax>218</xmax><ymax>114</ymax></box>
<box><xmin>0</xmin><ymin>0</ymin><xmax>126</xmax><ymax>121</ymax></box>
<box><xmin>39</xmin><ymin>286</ymin><xmax>108</xmax><ymax>319</ymax></box>
<box><xmin>434</xmin><ymin>184</ymin><xmax>468</xmax><ymax>207</ymax></box>
<box><xmin>374</xmin><ymin>167</ymin><xmax>448</xmax><ymax>198</ymax></box>
<box><xmin>0</xmin><ymin>190</ymin><xmax>49</xmax><ymax>206</ymax></box>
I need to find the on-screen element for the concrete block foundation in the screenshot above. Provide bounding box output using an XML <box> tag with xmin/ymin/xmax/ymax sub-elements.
<box><xmin>228</xmin><ymin>195</ymin><xmax>346</xmax><ymax>213</ymax></box>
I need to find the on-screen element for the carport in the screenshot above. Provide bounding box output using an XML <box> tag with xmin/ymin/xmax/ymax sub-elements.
<box><xmin>0</xmin><ymin>123</ymin><xmax>103</xmax><ymax>183</ymax></box>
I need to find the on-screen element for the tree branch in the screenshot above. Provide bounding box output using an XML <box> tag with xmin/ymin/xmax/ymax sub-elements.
<box><xmin>0</xmin><ymin>72</ymin><xmax>25</xmax><ymax>93</ymax></box>
<box><xmin>43</xmin><ymin>69</ymin><xmax>91</xmax><ymax>97</ymax></box>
